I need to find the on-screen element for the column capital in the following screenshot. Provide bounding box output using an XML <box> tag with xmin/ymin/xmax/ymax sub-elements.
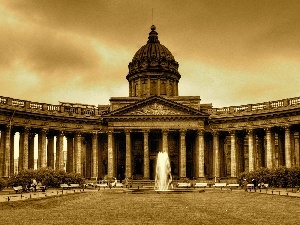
<box><xmin>197</xmin><ymin>129</ymin><xmax>205</xmax><ymax>135</ymax></box>
<box><xmin>212</xmin><ymin>131</ymin><xmax>219</xmax><ymax>136</ymax></box>
<box><xmin>143</xmin><ymin>129</ymin><xmax>150</xmax><ymax>134</ymax></box>
<box><xmin>264</xmin><ymin>127</ymin><xmax>272</xmax><ymax>133</ymax></box>
<box><xmin>162</xmin><ymin>129</ymin><xmax>169</xmax><ymax>134</ymax></box>
<box><xmin>40</xmin><ymin>128</ymin><xmax>48</xmax><ymax>134</ymax></box>
<box><xmin>180</xmin><ymin>129</ymin><xmax>187</xmax><ymax>135</ymax></box>
<box><xmin>124</xmin><ymin>129</ymin><xmax>131</xmax><ymax>134</ymax></box>
<box><xmin>247</xmin><ymin>129</ymin><xmax>254</xmax><ymax>135</ymax></box>
<box><xmin>229</xmin><ymin>130</ymin><xmax>236</xmax><ymax>136</ymax></box>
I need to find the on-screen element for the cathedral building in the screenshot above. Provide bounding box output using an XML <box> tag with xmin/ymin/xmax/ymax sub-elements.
<box><xmin>0</xmin><ymin>26</ymin><xmax>300</xmax><ymax>182</ymax></box>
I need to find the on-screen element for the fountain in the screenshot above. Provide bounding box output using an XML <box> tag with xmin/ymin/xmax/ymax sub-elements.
<box><xmin>154</xmin><ymin>151</ymin><xmax>172</xmax><ymax>191</ymax></box>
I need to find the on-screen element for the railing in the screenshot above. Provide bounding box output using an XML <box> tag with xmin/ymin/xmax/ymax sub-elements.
<box><xmin>0</xmin><ymin>95</ymin><xmax>104</xmax><ymax>117</ymax></box>
<box><xmin>12</xmin><ymin>99</ymin><xmax>25</xmax><ymax>107</ymax></box>
<box><xmin>1</xmin><ymin>95</ymin><xmax>299</xmax><ymax>117</ymax></box>
<box><xmin>211</xmin><ymin>96</ymin><xmax>300</xmax><ymax>115</ymax></box>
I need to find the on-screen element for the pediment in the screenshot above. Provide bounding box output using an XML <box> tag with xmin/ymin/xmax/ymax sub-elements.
<box><xmin>125</xmin><ymin>102</ymin><xmax>183</xmax><ymax>116</ymax></box>
<box><xmin>107</xmin><ymin>96</ymin><xmax>208</xmax><ymax>117</ymax></box>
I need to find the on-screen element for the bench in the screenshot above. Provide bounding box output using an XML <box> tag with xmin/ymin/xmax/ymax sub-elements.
<box><xmin>60</xmin><ymin>184</ymin><xmax>72</xmax><ymax>189</ymax></box>
<box><xmin>13</xmin><ymin>186</ymin><xmax>23</xmax><ymax>193</ymax></box>
<box><xmin>213</xmin><ymin>183</ymin><xmax>227</xmax><ymax>189</ymax></box>
<box><xmin>84</xmin><ymin>183</ymin><xmax>95</xmax><ymax>188</ymax></box>
<box><xmin>96</xmin><ymin>183</ymin><xmax>108</xmax><ymax>189</ymax></box>
<box><xmin>194</xmin><ymin>183</ymin><xmax>207</xmax><ymax>189</ymax></box>
<box><xmin>115</xmin><ymin>183</ymin><xmax>123</xmax><ymax>188</ymax></box>
<box><xmin>70</xmin><ymin>184</ymin><xmax>80</xmax><ymax>188</ymax></box>
<box><xmin>37</xmin><ymin>186</ymin><xmax>46</xmax><ymax>192</ymax></box>
<box><xmin>227</xmin><ymin>184</ymin><xmax>240</xmax><ymax>189</ymax></box>
<box><xmin>258</xmin><ymin>183</ymin><xmax>269</xmax><ymax>189</ymax></box>
<box><xmin>247</xmin><ymin>184</ymin><xmax>254</xmax><ymax>189</ymax></box>
<box><xmin>177</xmin><ymin>183</ymin><xmax>191</xmax><ymax>188</ymax></box>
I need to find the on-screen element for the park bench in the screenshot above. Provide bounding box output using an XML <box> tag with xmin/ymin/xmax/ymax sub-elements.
<box><xmin>60</xmin><ymin>184</ymin><xmax>72</xmax><ymax>189</ymax></box>
<box><xmin>70</xmin><ymin>184</ymin><xmax>80</xmax><ymax>188</ymax></box>
<box><xmin>247</xmin><ymin>184</ymin><xmax>254</xmax><ymax>189</ymax></box>
<box><xmin>96</xmin><ymin>183</ymin><xmax>108</xmax><ymax>189</ymax></box>
<box><xmin>37</xmin><ymin>185</ymin><xmax>46</xmax><ymax>192</ymax></box>
<box><xmin>227</xmin><ymin>184</ymin><xmax>240</xmax><ymax>189</ymax></box>
<box><xmin>84</xmin><ymin>183</ymin><xmax>95</xmax><ymax>188</ymax></box>
<box><xmin>115</xmin><ymin>183</ymin><xmax>123</xmax><ymax>188</ymax></box>
<box><xmin>213</xmin><ymin>183</ymin><xmax>227</xmax><ymax>189</ymax></box>
<box><xmin>13</xmin><ymin>186</ymin><xmax>23</xmax><ymax>193</ymax></box>
<box><xmin>177</xmin><ymin>182</ymin><xmax>191</xmax><ymax>188</ymax></box>
<box><xmin>194</xmin><ymin>183</ymin><xmax>207</xmax><ymax>189</ymax></box>
<box><xmin>258</xmin><ymin>183</ymin><xmax>269</xmax><ymax>189</ymax></box>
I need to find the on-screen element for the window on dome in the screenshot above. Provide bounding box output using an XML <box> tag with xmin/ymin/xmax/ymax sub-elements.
<box><xmin>150</xmin><ymin>80</ymin><xmax>157</xmax><ymax>95</ymax></box>
<box><xmin>161</xmin><ymin>80</ymin><xmax>166</xmax><ymax>95</ymax></box>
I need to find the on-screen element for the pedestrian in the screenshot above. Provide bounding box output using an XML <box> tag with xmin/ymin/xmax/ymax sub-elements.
<box><xmin>243</xmin><ymin>179</ymin><xmax>248</xmax><ymax>192</ymax></box>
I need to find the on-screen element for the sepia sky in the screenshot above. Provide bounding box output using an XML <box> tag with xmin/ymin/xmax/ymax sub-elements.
<box><xmin>1</xmin><ymin>0</ymin><xmax>300</xmax><ymax>108</ymax></box>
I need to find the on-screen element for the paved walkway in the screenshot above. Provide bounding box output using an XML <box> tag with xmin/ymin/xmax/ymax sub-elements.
<box><xmin>0</xmin><ymin>187</ymin><xmax>299</xmax><ymax>202</ymax></box>
<box><xmin>0</xmin><ymin>188</ymin><xmax>91</xmax><ymax>202</ymax></box>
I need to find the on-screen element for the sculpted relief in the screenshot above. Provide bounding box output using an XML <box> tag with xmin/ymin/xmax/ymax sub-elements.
<box><xmin>125</xmin><ymin>103</ymin><xmax>182</xmax><ymax>116</ymax></box>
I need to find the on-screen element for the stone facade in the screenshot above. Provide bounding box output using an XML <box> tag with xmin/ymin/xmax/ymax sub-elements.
<box><xmin>0</xmin><ymin>26</ymin><xmax>300</xmax><ymax>181</ymax></box>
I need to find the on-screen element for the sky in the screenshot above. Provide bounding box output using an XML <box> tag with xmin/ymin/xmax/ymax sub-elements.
<box><xmin>0</xmin><ymin>0</ymin><xmax>300</xmax><ymax>108</ymax></box>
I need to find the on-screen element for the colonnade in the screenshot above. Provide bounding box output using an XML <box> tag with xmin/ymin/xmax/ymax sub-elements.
<box><xmin>1</xmin><ymin>124</ymin><xmax>300</xmax><ymax>180</ymax></box>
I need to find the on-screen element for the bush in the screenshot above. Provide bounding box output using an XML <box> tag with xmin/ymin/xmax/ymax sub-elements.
<box><xmin>8</xmin><ymin>167</ymin><xmax>84</xmax><ymax>188</ymax></box>
<box><xmin>0</xmin><ymin>178</ymin><xmax>7</xmax><ymax>191</ymax></box>
<box><xmin>238</xmin><ymin>167</ymin><xmax>300</xmax><ymax>188</ymax></box>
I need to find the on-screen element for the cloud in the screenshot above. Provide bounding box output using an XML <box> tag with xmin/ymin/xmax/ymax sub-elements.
<box><xmin>0</xmin><ymin>0</ymin><xmax>300</xmax><ymax>108</ymax></box>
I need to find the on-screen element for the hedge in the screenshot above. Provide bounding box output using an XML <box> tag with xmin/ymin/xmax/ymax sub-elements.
<box><xmin>0</xmin><ymin>178</ymin><xmax>7</xmax><ymax>191</ymax></box>
<box><xmin>238</xmin><ymin>166</ymin><xmax>300</xmax><ymax>188</ymax></box>
<box><xmin>7</xmin><ymin>167</ymin><xmax>84</xmax><ymax>188</ymax></box>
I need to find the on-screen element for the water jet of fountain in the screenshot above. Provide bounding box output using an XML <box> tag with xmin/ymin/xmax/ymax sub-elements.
<box><xmin>154</xmin><ymin>152</ymin><xmax>172</xmax><ymax>191</ymax></box>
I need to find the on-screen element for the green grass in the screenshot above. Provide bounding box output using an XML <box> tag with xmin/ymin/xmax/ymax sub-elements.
<box><xmin>0</xmin><ymin>190</ymin><xmax>300</xmax><ymax>225</ymax></box>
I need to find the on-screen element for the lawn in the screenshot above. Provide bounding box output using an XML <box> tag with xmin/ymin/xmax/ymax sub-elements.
<box><xmin>0</xmin><ymin>189</ymin><xmax>299</xmax><ymax>225</ymax></box>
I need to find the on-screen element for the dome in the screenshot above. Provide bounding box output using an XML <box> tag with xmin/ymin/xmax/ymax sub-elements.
<box><xmin>126</xmin><ymin>26</ymin><xmax>181</xmax><ymax>98</ymax></box>
<box><xmin>127</xmin><ymin>25</ymin><xmax>180</xmax><ymax>78</ymax></box>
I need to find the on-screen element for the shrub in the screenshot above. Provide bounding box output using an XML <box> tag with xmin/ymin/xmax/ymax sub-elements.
<box><xmin>238</xmin><ymin>167</ymin><xmax>300</xmax><ymax>188</ymax></box>
<box><xmin>8</xmin><ymin>167</ymin><xmax>84</xmax><ymax>188</ymax></box>
<box><xmin>0</xmin><ymin>178</ymin><xmax>7</xmax><ymax>191</ymax></box>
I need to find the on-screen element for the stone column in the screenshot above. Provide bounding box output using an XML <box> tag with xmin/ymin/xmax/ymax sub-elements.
<box><xmin>10</xmin><ymin>130</ymin><xmax>16</xmax><ymax>176</ymax></box>
<box><xmin>38</xmin><ymin>129</ymin><xmax>47</xmax><ymax>168</ymax></box>
<box><xmin>295</xmin><ymin>132</ymin><xmax>299</xmax><ymax>167</ymax></box>
<box><xmin>125</xmin><ymin>130</ymin><xmax>132</xmax><ymax>178</ymax></box>
<box><xmin>74</xmin><ymin>132</ymin><xmax>82</xmax><ymax>174</ymax></box>
<box><xmin>28</xmin><ymin>133</ymin><xmax>35</xmax><ymax>169</ymax></box>
<box><xmin>248</xmin><ymin>129</ymin><xmax>255</xmax><ymax>172</ymax></box>
<box><xmin>0</xmin><ymin>130</ymin><xmax>5</xmax><ymax>177</ymax></box>
<box><xmin>47</xmin><ymin>134</ymin><xmax>55</xmax><ymax>169</ymax></box>
<box><xmin>230</xmin><ymin>131</ymin><xmax>237</xmax><ymax>178</ymax></box>
<box><xmin>213</xmin><ymin>132</ymin><xmax>220</xmax><ymax>180</ymax></box>
<box><xmin>56</xmin><ymin>131</ymin><xmax>64</xmax><ymax>170</ymax></box>
<box><xmin>265</xmin><ymin>128</ymin><xmax>275</xmax><ymax>169</ymax></box>
<box><xmin>256</xmin><ymin>133</ymin><xmax>265</xmax><ymax>168</ymax></box>
<box><xmin>22</xmin><ymin>127</ymin><xmax>29</xmax><ymax>171</ymax></box>
<box><xmin>179</xmin><ymin>129</ymin><xmax>186</xmax><ymax>178</ymax></box>
<box><xmin>284</xmin><ymin>126</ymin><xmax>292</xmax><ymax>168</ymax></box>
<box><xmin>197</xmin><ymin>130</ymin><xmax>205</xmax><ymax>178</ymax></box>
<box><xmin>277</xmin><ymin>132</ymin><xmax>285</xmax><ymax>167</ymax></box>
<box><xmin>18</xmin><ymin>131</ymin><xmax>24</xmax><ymax>172</ymax></box>
<box><xmin>91</xmin><ymin>132</ymin><xmax>98</xmax><ymax>179</ymax></box>
<box><xmin>162</xmin><ymin>129</ymin><xmax>168</xmax><ymax>153</ymax></box>
<box><xmin>107</xmin><ymin>130</ymin><xmax>115</xmax><ymax>178</ymax></box>
<box><xmin>4</xmin><ymin>125</ymin><xmax>11</xmax><ymax>177</ymax></box>
<box><xmin>143</xmin><ymin>129</ymin><xmax>150</xmax><ymax>179</ymax></box>
<box><xmin>66</xmin><ymin>134</ymin><xmax>74</xmax><ymax>173</ymax></box>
